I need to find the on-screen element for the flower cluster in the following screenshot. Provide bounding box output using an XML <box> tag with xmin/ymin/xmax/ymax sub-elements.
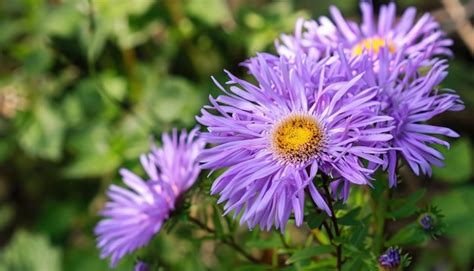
<box><xmin>94</xmin><ymin>128</ymin><xmax>204</xmax><ymax>267</ymax></box>
<box><xmin>94</xmin><ymin>2</ymin><xmax>463</xmax><ymax>268</ymax></box>
<box><xmin>277</xmin><ymin>2</ymin><xmax>452</xmax><ymax>61</ymax></box>
<box><xmin>198</xmin><ymin>1</ymin><xmax>463</xmax><ymax>230</ymax></box>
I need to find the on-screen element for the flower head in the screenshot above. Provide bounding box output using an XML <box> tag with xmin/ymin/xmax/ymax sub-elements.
<box><xmin>356</xmin><ymin>51</ymin><xmax>464</xmax><ymax>186</ymax></box>
<box><xmin>197</xmin><ymin>55</ymin><xmax>392</xmax><ymax>230</ymax></box>
<box><xmin>277</xmin><ymin>2</ymin><xmax>451</xmax><ymax>61</ymax></box>
<box><xmin>379</xmin><ymin>247</ymin><xmax>401</xmax><ymax>269</ymax></box>
<box><xmin>417</xmin><ymin>206</ymin><xmax>445</xmax><ymax>238</ymax></box>
<box><xmin>94</xmin><ymin>128</ymin><xmax>204</xmax><ymax>267</ymax></box>
<box><xmin>419</xmin><ymin>213</ymin><xmax>434</xmax><ymax>230</ymax></box>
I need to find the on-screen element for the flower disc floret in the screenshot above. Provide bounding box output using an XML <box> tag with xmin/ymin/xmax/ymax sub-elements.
<box><xmin>271</xmin><ymin>113</ymin><xmax>325</xmax><ymax>165</ymax></box>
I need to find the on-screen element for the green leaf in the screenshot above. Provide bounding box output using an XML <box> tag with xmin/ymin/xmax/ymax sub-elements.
<box><xmin>386</xmin><ymin>224</ymin><xmax>426</xmax><ymax>246</ymax></box>
<box><xmin>342</xmin><ymin>257</ymin><xmax>364</xmax><ymax>271</ymax></box>
<box><xmin>0</xmin><ymin>204</ymin><xmax>14</xmax><ymax>231</ymax></box>
<box><xmin>433</xmin><ymin>138</ymin><xmax>472</xmax><ymax>183</ymax></box>
<box><xmin>101</xmin><ymin>72</ymin><xmax>127</xmax><ymax>102</ymax></box>
<box><xmin>305</xmin><ymin>212</ymin><xmax>328</xmax><ymax>229</ymax></box>
<box><xmin>18</xmin><ymin>101</ymin><xmax>65</xmax><ymax>161</ymax></box>
<box><xmin>246</xmin><ymin>235</ymin><xmax>281</xmax><ymax>249</ymax></box>
<box><xmin>233</xmin><ymin>264</ymin><xmax>272</xmax><ymax>271</ymax></box>
<box><xmin>0</xmin><ymin>230</ymin><xmax>62</xmax><ymax>271</ymax></box>
<box><xmin>349</xmin><ymin>224</ymin><xmax>368</xmax><ymax>248</ymax></box>
<box><xmin>387</xmin><ymin>189</ymin><xmax>426</xmax><ymax>219</ymax></box>
<box><xmin>186</xmin><ymin>0</ymin><xmax>231</xmax><ymax>26</ymax></box>
<box><xmin>286</xmin><ymin>245</ymin><xmax>335</xmax><ymax>264</ymax></box>
<box><xmin>303</xmin><ymin>257</ymin><xmax>336</xmax><ymax>270</ymax></box>
<box><xmin>338</xmin><ymin>207</ymin><xmax>361</xmax><ymax>226</ymax></box>
<box><xmin>142</xmin><ymin>77</ymin><xmax>205</xmax><ymax>126</ymax></box>
<box><xmin>211</xmin><ymin>205</ymin><xmax>224</xmax><ymax>238</ymax></box>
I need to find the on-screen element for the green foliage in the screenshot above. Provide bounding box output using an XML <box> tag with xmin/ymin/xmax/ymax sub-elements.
<box><xmin>387</xmin><ymin>189</ymin><xmax>426</xmax><ymax>219</ymax></box>
<box><xmin>286</xmin><ymin>245</ymin><xmax>334</xmax><ymax>264</ymax></box>
<box><xmin>0</xmin><ymin>0</ymin><xmax>472</xmax><ymax>270</ymax></box>
<box><xmin>0</xmin><ymin>231</ymin><xmax>62</xmax><ymax>271</ymax></box>
<box><xmin>432</xmin><ymin>138</ymin><xmax>472</xmax><ymax>183</ymax></box>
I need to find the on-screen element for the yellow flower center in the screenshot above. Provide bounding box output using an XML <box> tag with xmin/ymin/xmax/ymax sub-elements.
<box><xmin>270</xmin><ymin>114</ymin><xmax>324</xmax><ymax>165</ymax></box>
<box><xmin>352</xmin><ymin>37</ymin><xmax>396</xmax><ymax>56</ymax></box>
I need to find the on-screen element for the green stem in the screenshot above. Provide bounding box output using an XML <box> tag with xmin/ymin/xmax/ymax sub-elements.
<box><xmin>322</xmin><ymin>181</ymin><xmax>342</xmax><ymax>271</ymax></box>
<box><xmin>188</xmin><ymin>216</ymin><xmax>260</xmax><ymax>264</ymax></box>
<box><xmin>373</xmin><ymin>188</ymin><xmax>392</xmax><ymax>254</ymax></box>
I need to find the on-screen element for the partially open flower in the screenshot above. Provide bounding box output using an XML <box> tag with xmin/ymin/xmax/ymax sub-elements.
<box><xmin>378</xmin><ymin>247</ymin><xmax>401</xmax><ymax>270</ymax></box>
<box><xmin>276</xmin><ymin>2</ymin><xmax>451</xmax><ymax>62</ymax></box>
<box><xmin>94</xmin><ymin>128</ymin><xmax>204</xmax><ymax>267</ymax></box>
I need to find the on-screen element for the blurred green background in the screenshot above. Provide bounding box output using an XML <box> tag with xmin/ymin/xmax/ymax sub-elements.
<box><xmin>0</xmin><ymin>0</ymin><xmax>472</xmax><ymax>270</ymax></box>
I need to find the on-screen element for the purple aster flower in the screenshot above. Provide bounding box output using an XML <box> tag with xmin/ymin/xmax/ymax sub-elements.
<box><xmin>379</xmin><ymin>247</ymin><xmax>401</xmax><ymax>269</ymax></box>
<box><xmin>197</xmin><ymin>55</ymin><xmax>393</xmax><ymax>230</ymax></box>
<box><xmin>357</xmin><ymin>51</ymin><xmax>464</xmax><ymax>186</ymax></box>
<box><xmin>276</xmin><ymin>2</ymin><xmax>451</xmax><ymax>61</ymax></box>
<box><xmin>95</xmin><ymin>128</ymin><xmax>204</xmax><ymax>267</ymax></box>
<box><xmin>134</xmin><ymin>261</ymin><xmax>150</xmax><ymax>271</ymax></box>
<box><xmin>152</xmin><ymin>127</ymin><xmax>205</xmax><ymax>199</ymax></box>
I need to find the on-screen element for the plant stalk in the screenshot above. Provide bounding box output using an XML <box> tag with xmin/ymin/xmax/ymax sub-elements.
<box><xmin>322</xmin><ymin>182</ymin><xmax>342</xmax><ymax>271</ymax></box>
<box><xmin>188</xmin><ymin>216</ymin><xmax>260</xmax><ymax>264</ymax></box>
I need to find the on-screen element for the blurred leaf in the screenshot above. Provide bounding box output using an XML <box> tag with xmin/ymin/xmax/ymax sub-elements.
<box><xmin>35</xmin><ymin>202</ymin><xmax>76</xmax><ymax>240</ymax></box>
<box><xmin>0</xmin><ymin>230</ymin><xmax>62</xmax><ymax>271</ymax></box>
<box><xmin>63</xmin><ymin>124</ymin><xmax>121</xmax><ymax>178</ymax></box>
<box><xmin>18</xmin><ymin>101</ymin><xmax>65</xmax><ymax>161</ymax></box>
<box><xmin>65</xmin><ymin>245</ymin><xmax>133</xmax><ymax>271</ymax></box>
<box><xmin>349</xmin><ymin>224</ymin><xmax>368</xmax><ymax>248</ymax></box>
<box><xmin>286</xmin><ymin>245</ymin><xmax>335</xmax><ymax>264</ymax></box>
<box><xmin>143</xmin><ymin>77</ymin><xmax>205</xmax><ymax>125</ymax></box>
<box><xmin>211</xmin><ymin>205</ymin><xmax>224</xmax><ymax>238</ymax></box>
<box><xmin>101</xmin><ymin>71</ymin><xmax>127</xmax><ymax>102</ymax></box>
<box><xmin>0</xmin><ymin>204</ymin><xmax>14</xmax><ymax>231</ymax></box>
<box><xmin>233</xmin><ymin>264</ymin><xmax>272</xmax><ymax>271</ymax></box>
<box><xmin>43</xmin><ymin>2</ymin><xmax>82</xmax><ymax>37</ymax></box>
<box><xmin>386</xmin><ymin>224</ymin><xmax>426</xmax><ymax>246</ymax></box>
<box><xmin>432</xmin><ymin>138</ymin><xmax>472</xmax><ymax>183</ymax></box>
<box><xmin>304</xmin><ymin>257</ymin><xmax>336</xmax><ymax>270</ymax></box>
<box><xmin>432</xmin><ymin>186</ymin><xmax>474</xmax><ymax>268</ymax></box>
<box><xmin>22</xmin><ymin>46</ymin><xmax>53</xmax><ymax>75</ymax></box>
<box><xmin>246</xmin><ymin>235</ymin><xmax>281</xmax><ymax>249</ymax></box>
<box><xmin>338</xmin><ymin>207</ymin><xmax>361</xmax><ymax>226</ymax></box>
<box><xmin>186</xmin><ymin>0</ymin><xmax>231</xmax><ymax>26</ymax></box>
<box><xmin>387</xmin><ymin>189</ymin><xmax>426</xmax><ymax>219</ymax></box>
<box><xmin>63</xmin><ymin>151</ymin><xmax>121</xmax><ymax>178</ymax></box>
<box><xmin>0</xmin><ymin>140</ymin><xmax>13</xmax><ymax>163</ymax></box>
<box><xmin>305</xmin><ymin>212</ymin><xmax>328</xmax><ymax>229</ymax></box>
